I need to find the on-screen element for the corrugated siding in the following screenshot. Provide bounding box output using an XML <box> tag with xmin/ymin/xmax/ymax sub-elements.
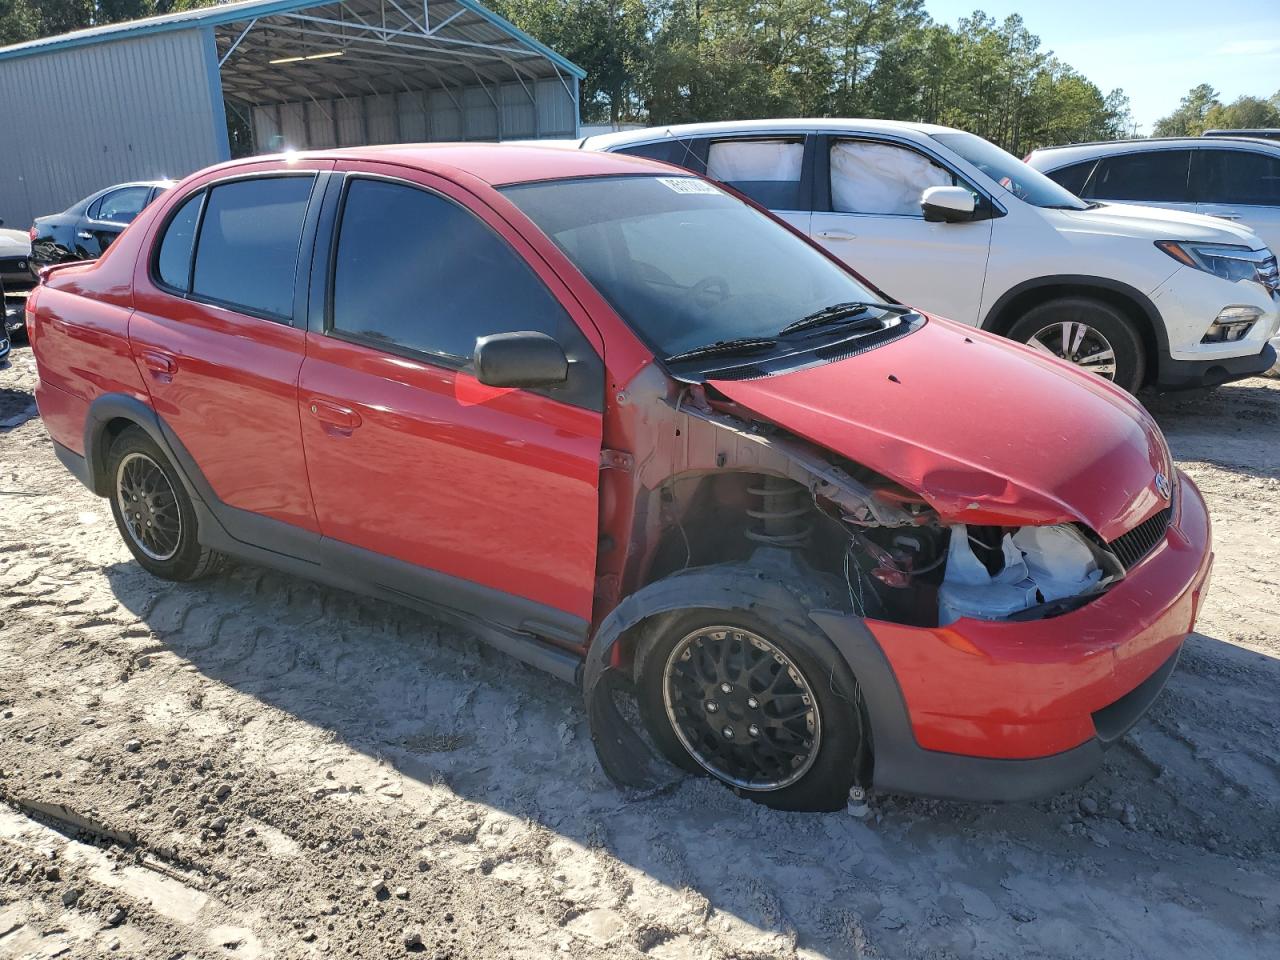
<box><xmin>249</xmin><ymin>77</ymin><xmax>576</xmax><ymax>148</ymax></box>
<box><xmin>0</xmin><ymin>30</ymin><xmax>222</xmax><ymax>226</ymax></box>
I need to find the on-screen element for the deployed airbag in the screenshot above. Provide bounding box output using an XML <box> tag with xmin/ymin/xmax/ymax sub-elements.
<box><xmin>939</xmin><ymin>524</ymin><xmax>1104</xmax><ymax>624</ymax></box>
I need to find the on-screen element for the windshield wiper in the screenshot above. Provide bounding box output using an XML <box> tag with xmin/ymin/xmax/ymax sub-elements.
<box><xmin>778</xmin><ymin>301</ymin><xmax>909</xmax><ymax>336</ymax></box>
<box><xmin>664</xmin><ymin>337</ymin><xmax>778</xmax><ymax>364</ymax></box>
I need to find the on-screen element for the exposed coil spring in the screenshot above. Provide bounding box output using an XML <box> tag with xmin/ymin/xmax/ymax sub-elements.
<box><xmin>745</xmin><ymin>476</ymin><xmax>812</xmax><ymax>549</ymax></box>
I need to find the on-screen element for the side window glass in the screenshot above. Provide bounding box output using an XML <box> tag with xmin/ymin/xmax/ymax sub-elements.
<box><xmin>155</xmin><ymin>191</ymin><xmax>204</xmax><ymax>292</ymax></box>
<box><xmin>1045</xmin><ymin>160</ymin><xmax>1095</xmax><ymax>197</ymax></box>
<box><xmin>96</xmin><ymin>186</ymin><xmax>152</xmax><ymax>224</ymax></box>
<box><xmin>706</xmin><ymin>139</ymin><xmax>804</xmax><ymax>209</ymax></box>
<box><xmin>1200</xmin><ymin>150</ymin><xmax>1280</xmax><ymax>206</ymax></box>
<box><xmin>330</xmin><ymin>178</ymin><xmax>583</xmax><ymax>367</ymax></box>
<box><xmin>1092</xmin><ymin>151</ymin><xmax>1191</xmax><ymax>202</ymax></box>
<box><xmin>615</xmin><ymin>140</ymin><xmax>703</xmax><ymax>172</ymax></box>
<box><xmin>830</xmin><ymin>141</ymin><xmax>955</xmax><ymax>216</ymax></box>
<box><xmin>191</xmin><ymin>176</ymin><xmax>313</xmax><ymax>320</ymax></box>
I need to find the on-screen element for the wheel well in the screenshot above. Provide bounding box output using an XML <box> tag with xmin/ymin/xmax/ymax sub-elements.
<box><xmin>90</xmin><ymin>416</ymin><xmax>139</xmax><ymax>494</ymax></box>
<box><xmin>639</xmin><ymin>471</ymin><xmax>846</xmax><ymax>589</ymax></box>
<box><xmin>985</xmin><ymin>283</ymin><xmax>1159</xmax><ymax>387</ymax></box>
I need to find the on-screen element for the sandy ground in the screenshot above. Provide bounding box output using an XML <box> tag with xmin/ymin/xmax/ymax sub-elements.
<box><xmin>1</xmin><ymin>339</ymin><xmax>1278</xmax><ymax>960</ymax></box>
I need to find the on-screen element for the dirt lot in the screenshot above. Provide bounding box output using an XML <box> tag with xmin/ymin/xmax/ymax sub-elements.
<box><xmin>1</xmin><ymin>341</ymin><xmax>1278</xmax><ymax>960</ymax></box>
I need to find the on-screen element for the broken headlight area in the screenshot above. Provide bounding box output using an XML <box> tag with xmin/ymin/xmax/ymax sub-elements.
<box><xmin>837</xmin><ymin>519</ymin><xmax>1123</xmax><ymax>627</ymax></box>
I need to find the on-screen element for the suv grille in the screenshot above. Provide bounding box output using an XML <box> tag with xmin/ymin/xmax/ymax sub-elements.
<box><xmin>1107</xmin><ymin>507</ymin><xmax>1172</xmax><ymax>570</ymax></box>
<box><xmin>1260</xmin><ymin>254</ymin><xmax>1279</xmax><ymax>296</ymax></box>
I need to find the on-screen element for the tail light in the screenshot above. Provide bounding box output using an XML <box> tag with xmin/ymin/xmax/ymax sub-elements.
<box><xmin>28</xmin><ymin>226</ymin><xmax>37</xmax><ymax>241</ymax></box>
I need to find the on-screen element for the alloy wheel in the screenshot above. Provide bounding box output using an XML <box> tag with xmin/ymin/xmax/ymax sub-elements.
<box><xmin>662</xmin><ymin>625</ymin><xmax>820</xmax><ymax>790</ymax></box>
<box><xmin>116</xmin><ymin>452</ymin><xmax>182</xmax><ymax>561</ymax></box>
<box><xmin>1025</xmin><ymin>320</ymin><xmax>1117</xmax><ymax>380</ymax></box>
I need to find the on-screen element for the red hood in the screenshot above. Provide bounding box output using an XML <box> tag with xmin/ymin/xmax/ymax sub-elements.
<box><xmin>708</xmin><ymin>317</ymin><xmax>1171</xmax><ymax>541</ymax></box>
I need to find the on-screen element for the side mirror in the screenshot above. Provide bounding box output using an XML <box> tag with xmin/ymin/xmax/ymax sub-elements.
<box><xmin>921</xmin><ymin>185</ymin><xmax>977</xmax><ymax>223</ymax></box>
<box><xmin>473</xmin><ymin>331</ymin><xmax>568</xmax><ymax>388</ymax></box>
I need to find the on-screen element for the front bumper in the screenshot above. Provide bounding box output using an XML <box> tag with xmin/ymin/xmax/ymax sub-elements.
<box><xmin>1156</xmin><ymin>341</ymin><xmax>1277</xmax><ymax>390</ymax></box>
<box><xmin>814</xmin><ymin>472</ymin><xmax>1213</xmax><ymax>801</ymax></box>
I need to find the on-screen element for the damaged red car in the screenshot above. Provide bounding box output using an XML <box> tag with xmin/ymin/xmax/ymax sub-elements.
<box><xmin>27</xmin><ymin>146</ymin><xmax>1212</xmax><ymax>811</ymax></box>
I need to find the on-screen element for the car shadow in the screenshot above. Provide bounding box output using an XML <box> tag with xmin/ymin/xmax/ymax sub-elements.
<box><xmin>100</xmin><ymin>556</ymin><xmax>1280</xmax><ymax>959</ymax></box>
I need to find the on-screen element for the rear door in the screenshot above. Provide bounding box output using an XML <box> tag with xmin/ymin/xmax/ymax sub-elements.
<box><xmin>1082</xmin><ymin>149</ymin><xmax>1196</xmax><ymax>216</ymax></box>
<box><xmin>1193</xmin><ymin>147</ymin><xmax>1280</xmax><ymax>251</ymax></box>
<box><xmin>130</xmin><ymin>164</ymin><xmax>331</xmax><ymax>538</ymax></box>
<box><xmin>297</xmin><ymin>163</ymin><xmax>606</xmax><ymax>638</ymax></box>
<box><xmin>809</xmin><ymin>136</ymin><xmax>992</xmax><ymax>323</ymax></box>
<box><xmin>79</xmin><ymin>185</ymin><xmax>153</xmax><ymax>259</ymax></box>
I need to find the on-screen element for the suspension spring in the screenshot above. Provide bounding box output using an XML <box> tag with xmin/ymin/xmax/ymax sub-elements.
<box><xmin>745</xmin><ymin>476</ymin><xmax>812</xmax><ymax>549</ymax></box>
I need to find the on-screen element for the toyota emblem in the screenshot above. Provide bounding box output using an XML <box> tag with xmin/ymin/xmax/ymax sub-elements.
<box><xmin>1154</xmin><ymin>472</ymin><xmax>1172</xmax><ymax>500</ymax></box>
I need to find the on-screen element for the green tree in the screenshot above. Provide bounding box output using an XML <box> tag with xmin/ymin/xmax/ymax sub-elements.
<box><xmin>1152</xmin><ymin>84</ymin><xmax>1220</xmax><ymax>136</ymax></box>
<box><xmin>1202</xmin><ymin>95</ymin><xmax>1280</xmax><ymax>131</ymax></box>
<box><xmin>0</xmin><ymin>0</ymin><xmax>39</xmax><ymax>45</ymax></box>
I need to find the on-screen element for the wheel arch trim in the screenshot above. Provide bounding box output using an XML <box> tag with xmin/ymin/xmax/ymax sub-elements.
<box><xmin>981</xmin><ymin>274</ymin><xmax>1169</xmax><ymax>358</ymax></box>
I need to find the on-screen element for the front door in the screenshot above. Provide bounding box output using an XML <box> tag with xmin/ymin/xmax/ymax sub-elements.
<box><xmin>809</xmin><ymin>138</ymin><xmax>992</xmax><ymax>324</ymax></box>
<box><xmin>80</xmin><ymin>184</ymin><xmax>153</xmax><ymax>259</ymax></box>
<box><xmin>129</xmin><ymin>168</ymin><xmax>328</xmax><ymax>536</ymax></box>
<box><xmin>298</xmin><ymin>166</ymin><xmax>606</xmax><ymax>635</ymax></box>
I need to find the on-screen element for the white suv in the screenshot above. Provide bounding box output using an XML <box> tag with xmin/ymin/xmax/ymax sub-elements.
<box><xmin>1025</xmin><ymin>136</ymin><xmax>1280</xmax><ymax>254</ymax></box>
<box><xmin>571</xmin><ymin>120</ymin><xmax>1279</xmax><ymax>393</ymax></box>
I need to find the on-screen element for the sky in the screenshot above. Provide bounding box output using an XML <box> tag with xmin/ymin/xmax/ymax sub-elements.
<box><xmin>926</xmin><ymin>0</ymin><xmax>1280</xmax><ymax>133</ymax></box>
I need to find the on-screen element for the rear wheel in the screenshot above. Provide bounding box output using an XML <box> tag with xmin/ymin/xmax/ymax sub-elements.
<box><xmin>638</xmin><ymin>605</ymin><xmax>866</xmax><ymax>811</ymax></box>
<box><xmin>107</xmin><ymin>426</ymin><xmax>222</xmax><ymax>581</ymax></box>
<box><xmin>1008</xmin><ymin>297</ymin><xmax>1146</xmax><ymax>393</ymax></box>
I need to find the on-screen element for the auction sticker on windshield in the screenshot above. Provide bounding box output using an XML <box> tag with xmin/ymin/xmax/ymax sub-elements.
<box><xmin>658</xmin><ymin>177</ymin><xmax>722</xmax><ymax>195</ymax></box>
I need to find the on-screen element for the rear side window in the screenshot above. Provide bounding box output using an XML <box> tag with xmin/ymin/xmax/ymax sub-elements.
<box><xmin>191</xmin><ymin>176</ymin><xmax>313</xmax><ymax>320</ymax></box>
<box><xmin>613</xmin><ymin>139</ymin><xmax>704</xmax><ymax>172</ymax></box>
<box><xmin>1089</xmin><ymin>151</ymin><xmax>1192</xmax><ymax>202</ymax></box>
<box><xmin>330</xmin><ymin>178</ymin><xmax>577</xmax><ymax>365</ymax></box>
<box><xmin>830</xmin><ymin>140</ymin><xmax>955</xmax><ymax>216</ymax></box>
<box><xmin>1196</xmin><ymin>149</ymin><xmax>1280</xmax><ymax>206</ymax></box>
<box><xmin>155</xmin><ymin>191</ymin><xmax>204</xmax><ymax>291</ymax></box>
<box><xmin>706</xmin><ymin>139</ymin><xmax>804</xmax><ymax>209</ymax></box>
<box><xmin>1043</xmin><ymin>160</ymin><xmax>1095</xmax><ymax>196</ymax></box>
<box><xmin>90</xmin><ymin>185</ymin><xmax>153</xmax><ymax>224</ymax></box>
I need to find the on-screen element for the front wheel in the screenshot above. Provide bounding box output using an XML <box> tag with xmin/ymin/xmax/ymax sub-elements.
<box><xmin>638</xmin><ymin>606</ymin><xmax>867</xmax><ymax>811</ymax></box>
<box><xmin>1007</xmin><ymin>297</ymin><xmax>1146</xmax><ymax>393</ymax></box>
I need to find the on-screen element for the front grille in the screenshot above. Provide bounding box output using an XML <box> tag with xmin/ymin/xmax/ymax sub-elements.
<box><xmin>1106</xmin><ymin>507</ymin><xmax>1172</xmax><ymax>570</ymax></box>
<box><xmin>1260</xmin><ymin>254</ymin><xmax>1279</xmax><ymax>296</ymax></box>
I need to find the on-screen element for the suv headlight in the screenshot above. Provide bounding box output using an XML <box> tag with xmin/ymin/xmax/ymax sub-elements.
<box><xmin>1156</xmin><ymin>240</ymin><xmax>1277</xmax><ymax>292</ymax></box>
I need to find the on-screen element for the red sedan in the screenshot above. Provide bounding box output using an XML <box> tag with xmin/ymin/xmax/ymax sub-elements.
<box><xmin>25</xmin><ymin>145</ymin><xmax>1211</xmax><ymax>810</ymax></box>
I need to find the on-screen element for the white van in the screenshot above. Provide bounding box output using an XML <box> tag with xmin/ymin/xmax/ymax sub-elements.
<box><xmin>570</xmin><ymin>120</ymin><xmax>1279</xmax><ymax>393</ymax></box>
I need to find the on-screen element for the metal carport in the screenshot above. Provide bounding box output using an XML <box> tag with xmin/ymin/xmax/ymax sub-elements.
<box><xmin>0</xmin><ymin>0</ymin><xmax>584</xmax><ymax>226</ymax></box>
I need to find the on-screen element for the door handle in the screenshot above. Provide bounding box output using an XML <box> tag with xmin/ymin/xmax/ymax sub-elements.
<box><xmin>308</xmin><ymin>398</ymin><xmax>362</xmax><ymax>433</ymax></box>
<box><xmin>819</xmin><ymin>229</ymin><xmax>857</xmax><ymax>240</ymax></box>
<box><xmin>138</xmin><ymin>349</ymin><xmax>177</xmax><ymax>379</ymax></box>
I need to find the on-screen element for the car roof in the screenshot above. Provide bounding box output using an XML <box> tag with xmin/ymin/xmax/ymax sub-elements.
<box><xmin>1026</xmin><ymin>136</ymin><xmax>1280</xmax><ymax>169</ymax></box>
<box><xmin>580</xmin><ymin>117</ymin><xmax>961</xmax><ymax>150</ymax></box>
<box><xmin>196</xmin><ymin>143</ymin><xmax>674</xmax><ymax>188</ymax></box>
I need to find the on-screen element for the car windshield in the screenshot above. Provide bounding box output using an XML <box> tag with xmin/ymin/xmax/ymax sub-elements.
<box><xmin>932</xmin><ymin>132</ymin><xmax>1090</xmax><ymax>210</ymax></box>
<box><xmin>500</xmin><ymin>175</ymin><xmax>891</xmax><ymax>360</ymax></box>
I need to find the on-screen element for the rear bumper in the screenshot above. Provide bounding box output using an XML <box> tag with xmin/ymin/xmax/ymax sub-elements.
<box><xmin>812</xmin><ymin>473</ymin><xmax>1213</xmax><ymax>801</ymax></box>
<box><xmin>1155</xmin><ymin>341</ymin><xmax>1277</xmax><ymax>390</ymax></box>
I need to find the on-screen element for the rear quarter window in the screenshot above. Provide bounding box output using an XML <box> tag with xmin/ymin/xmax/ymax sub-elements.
<box><xmin>1043</xmin><ymin>159</ymin><xmax>1096</xmax><ymax>196</ymax></box>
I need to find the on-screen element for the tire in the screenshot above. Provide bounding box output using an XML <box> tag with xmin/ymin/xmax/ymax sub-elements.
<box><xmin>106</xmin><ymin>426</ymin><xmax>223</xmax><ymax>581</ymax></box>
<box><xmin>636</xmin><ymin>603</ymin><xmax>867</xmax><ymax>812</ymax></box>
<box><xmin>1007</xmin><ymin>297</ymin><xmax>1146</xmax><ymax>394</ymax></box>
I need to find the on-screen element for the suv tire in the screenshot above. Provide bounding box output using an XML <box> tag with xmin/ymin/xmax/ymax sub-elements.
<box><xmin>637</xmin><ymin>603</ymin><xmax>867</xmax><ymax>811</ymax></box>
<box><xmin>1008</xmin><ymin>297</ymin><xmax>1146</xmax><ymax>393</ymax></box>
<box><xmin>107</xmin><ymin>426</ymin><xmax>223</xmax><ymax>581</ymax></box>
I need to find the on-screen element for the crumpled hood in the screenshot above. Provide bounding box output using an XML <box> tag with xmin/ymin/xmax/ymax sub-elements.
<box><xmin>1053</xmin><ymin>201</ymin><xmax>1265</xmax><ymax>247</ymax></box>
<box><xmin>708</xmin><ymin>317</ymin><xmax>1172</xmax><ymax>542</ymax></box>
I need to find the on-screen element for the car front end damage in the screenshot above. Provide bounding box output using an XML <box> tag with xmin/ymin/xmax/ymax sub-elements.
<box><xmin>583</xmin><ymin>320</ymin><xmax>1214</xmax><ymax>802</ymax></box>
